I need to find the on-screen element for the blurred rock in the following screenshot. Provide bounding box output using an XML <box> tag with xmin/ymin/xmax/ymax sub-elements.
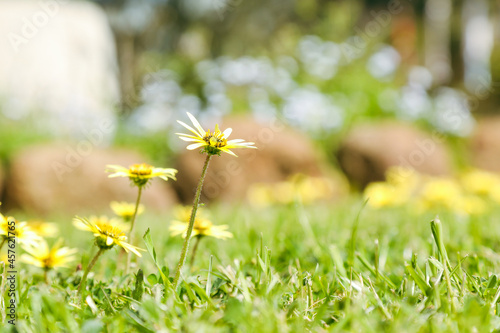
<box><xmin>337</xmin><ymin>122</ymin><xmax>452</xmax><ymax>189</ymax></box>
<box><xmin>173</xmin><ymin>116</ymin><xmax>347</xmax><ymax>203</ymax></box>
<box><xmin>4</xmin><ymin>144</ymin><xmax>178</xmax><ymax>216</ymax></box>
<box><xmin>470</xmin><ymin>117</ymin><xmax>500</xmax><ymax>173</ymax></box>
<box><xmin>0</xmin><ymin>1</ymin><xmax>119</xmax><ymax>139</ymax></box>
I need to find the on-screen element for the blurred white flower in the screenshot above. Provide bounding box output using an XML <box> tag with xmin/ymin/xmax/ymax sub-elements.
<box><xmin>196</xmin><ymin>60</ymin><xmax>220</xmax><ymax>82</ymax></box>
<box><xmin>408</xmin><ymin>66</ymin><xmax>433</xmax><ymax>90</ymax></box>
<box><xmin>432</xmin><ymin>88</ymin><xmax>475</xmax><ymax>136</ymax></box>
<box><xmin>396</xmin><ymin>86</ymin><xmax>432</xmax><ymax>120</ymax></box>
<box><xmin>367</xmin><ymin>45</ymin><xmax>400</xmax><ymax>80</ymax></box>
<box><xmin>282</xmin><ymin>87</ymin><xmax>343</xmax><ymax>135</ymax></box>
<box><xmin>298</xmin><ymin>36</ymin><xmax>341</xmax><ymax>80</ymax></box>
<box><xmin>220</xmin><ymin>57</ymin><xmax>273</xmax><ymax>86</ymax></box>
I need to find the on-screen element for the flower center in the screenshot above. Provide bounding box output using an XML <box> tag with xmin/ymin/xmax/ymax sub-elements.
<box><xmin>194</xmin><ymin>219</ymin><xmax>212</xmax><ymax>231</ymax></box>
<box><xmin>203</xmin><ymin>130</ymin><xmax>227</xmax><ymax>148</ymax></box>
<box><xmin>96</xmin><ymin>222</ymin><xmax>124</xmax><ymax>238</ymax></box>
<box><xmin>129</xmin><ymin>163</ymin><xmax>153</xmax><ymax>176</ymax></box>
<box><xmin>94</xmin><ymin>223</ymin><xmax>126</xmax><ymax>250</ymax></box>
<box><xmin>43</xmin><ymin>257</ymin><xmax>54</xmax><ymax>268</ymax></box>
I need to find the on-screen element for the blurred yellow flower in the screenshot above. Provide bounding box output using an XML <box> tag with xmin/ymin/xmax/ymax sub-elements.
<box><xmin>0</xmin><ymin>216</ymin><xmax>41</xmax><ymax>247</ymax></box>
<box><xmin>21</xmin><ymin>238</ymin><xmax>77</xmax><ymax>270</ymax></box>
<box><xmin>459</xmin><ymin>195</ymin><xmax>488</xmax><ymax>215</ymax></box>
<box><xmin>247</xmin><ymin>184</ymin><xmax>275</xmax><ymax>207</ymax></box>
<box><xmin>74</xmin><ymin>215</ymin><xmax>127</xmax><ymax>231</ymax></box>
<box><xmin>460</xmin><ymin>169</ymin><xmax>500</xmax><ymax>197</ymax></box>
<box><xmin>177</xmin><ymin>112</ymin><xmax>256</xmax><ymax>156</ymax></box>
<box><xmin>385</xmin><ymin>166</ymin><xmax>419</xmax><ymax>192</ymax></box>
<box><xmin>169</xmin><ymin>206</ymin><xmax>233</xmax><ymax>240</ymax></box>
<box><xmin>364</xmin><ymin>182</ymin><xmax>408</xmax><ymax>208</ymax></box>
<box><xmin>248</xmin><ymin>175</ymin><xmax>337</xmax><ymax>207</ymax></box>
<box><xmin>170</xmin><ymin>220</ymin><xmax>233</xmax><ymax>240</ymax></box>
<box><xmin>27</xmin><ymin>220</ymin><xmax>59</xmax><ymax>237</ymax></box>
<box><xmin>110</xmin><ymin>201</ymin><xmax>145</xmax><ymax>221</ymax></box>
<box><xmin>273</xmin><ymin>182</ymin><xmax>296</xmax><ymax>205</ymax></box>
<box><xmin>73</xmin><ymin>216</ymin><xmax>144</xmax><ymax>256</ymax></box>
<box><xmin>290</xmin><ymin>174</ymin><xmax>336</xmax><ymax>204</ymax></box>
<box><xmin>490</xmin><ymin>186</ymin><xmax>500</xmax><ymax>204</ymax></box>
<box><xmin>106</xmin><ymin>163</ymin><xmax>177</xmax><ymax>187</ymax></box>
<box><xmin>363</xmin><ymin>167</ymin><xmax>500</xmax><ymax>215</ymax></box>
<box><xmin>416</xmin><ymin>178</ymin><xmax>463</xmax><ymax>211</ymax></box>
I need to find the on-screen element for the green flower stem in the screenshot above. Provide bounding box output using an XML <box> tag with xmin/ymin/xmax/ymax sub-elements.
<box><xmin>126</xmin><ymin>186</ymin><xmax>143</xmax><ymax>274</ymax></box>
<box><xmin>78</xmin><ymin>248</ymin><xmax>104</xmax><ymax>296</ymax></box>
<box><xmin>189</xmin><ymin>236</ymin><xmax>202</xmax><ymax>267</ymax></box>
<box><xmin>173</xmin><ymin>154</ymin><xmax>212</xmax><ymax>288</ymax></box>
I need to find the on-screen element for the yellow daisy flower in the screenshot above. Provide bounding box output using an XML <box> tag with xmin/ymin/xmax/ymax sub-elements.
<box><xmin>177</xmin><ymin>112</ymin><xmax>256</xmax><ymax>156</ymax></box>
<box><xmin>172</xmin><ymin>205</ymin><xmax>209</xmax><ymax>223</ymax></box>
<box><xmin>170</xmin><ymin>220</ymin><xmax>233</xmax><ymax>240</ymax></box>
<box><xmin>169</xmin><ymin>206</ymin><xmax>233</xmax><ymax>240</ymax></box>
<box><xmin>26</xmin><ymin>220</ymin><xmax>59</xmax><ymax>237</ymax></box>
<box><xmin>73</xmin><ymin>215</ymin><xmax>128</xmax><ymax>231</ymax></box>
<box><xmin>0</xmin><ymin>215</ymin><xmax>41</xmax><ymax>247</ymax></box>
<box><xmin>73</xmin><ymin>216</ymin><xmax>144</xmax><ymax>256</ymax></box>
<box><xmin>110</xmin><ymin>201</ymin><xmax>145</xmax><ymax>221</ymax></box>
<box><xmin>106</xmin><ymin>163</ymin><xmax>178</xmax><ymax>187</ymax></box>
<box><xmin>21</xmin><ymin>238</ymin><xmax>77</xmax><ymax>270</ymax></box>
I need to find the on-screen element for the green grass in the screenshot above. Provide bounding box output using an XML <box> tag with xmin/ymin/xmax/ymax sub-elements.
<box><xmin>6</xmin><ymin>199</ymin><xmax>500</xmax><ymax>332</ymax></box>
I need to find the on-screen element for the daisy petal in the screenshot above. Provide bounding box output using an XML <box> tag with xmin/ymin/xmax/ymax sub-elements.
<box><xmin>187</xmin><ymin>112</ymin><xmax>206</xmax><ymax>137</ymax></box>
<box><xmin>187</xmin><ymin>143</ymin><xmax>207</xmax><ymax>150</ymax></box>
<box><xmin>226</xmin><ymin>139</ymin><xmax>245</xmax><ymax>143</ymax></box>
<box><xmin>179</xmin><ymin>137</ymin><xmax>203</xmax><ymax>142</ymax></box>
<box><xmin>222</xmin><ymin>128</ymin><xmax>232</xmax><ymax>139</ymax></box>
<box><xmin>177</xmin><ymin>120</ymin><xmax>203</xmax><ymax>138</ymax></box>
<box><xmin>176</xmin><ymin>133</ymin><xmax>201</xmax><ymax>140</ymax></box>
<box><xmin>220</xmin><ymin>148</ymin><xmax>238</xmax><ymax>157</ymax></box>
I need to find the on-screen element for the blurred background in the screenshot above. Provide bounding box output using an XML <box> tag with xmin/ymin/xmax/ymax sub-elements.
<box><xmin>0</xmin><ymin>0</ymin><xmax>499</xmax><ymax>217</ymax></box>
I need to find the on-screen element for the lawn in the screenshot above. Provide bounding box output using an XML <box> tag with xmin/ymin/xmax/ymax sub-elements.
<box><xmin>5</xmin><ymin>198</ymin><xmax>500</xmax><ymax>332</ymax></box>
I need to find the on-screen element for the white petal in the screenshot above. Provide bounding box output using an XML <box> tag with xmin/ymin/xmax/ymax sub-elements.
<box><xmin>221</xmin><ymin>149</ymin><xmax>238</xmax><ymax>157</ymax></box>
<box><xmin>176</xmin><ymin>133</ymin><xmax>200</xmax><ymax>139</ymax></box>
<box><xmin>177</xmin><ymin>120</ymin><xmax>202</xmax><ymax>138</ymax></box>
<box><xmin>186</xmin><ymin>112</ymin><xmax>206</xmax><ymax>137</ymax></box>
<box><xmin>226</xmin><ymin>139</ymin><xmax>246</xmax><ymax>144</ymax></box>
<box><xmin>179</xmin><ymin>137</ymin><xmax>202</xmax><ymax>142</ymax></box>
<box><xmin>222</xmin><ymin>128</ymin><xmax>232</xmax><ymax>139</ymax></box>
<box><xmin>186</xmin><ymin>143</ymin><xmax>206</xmax><ymax>150</ymax></box>
<box><xmin>226</xmin><ymin>142</ymin><xmax>256</xmax><ymax>149</ymax></box>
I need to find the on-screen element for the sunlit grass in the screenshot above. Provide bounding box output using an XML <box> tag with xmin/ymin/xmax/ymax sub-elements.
<box><xmin>5</xmin><ymin>198</ymin><xmax>500</xmax><ymax>331</ymax></box>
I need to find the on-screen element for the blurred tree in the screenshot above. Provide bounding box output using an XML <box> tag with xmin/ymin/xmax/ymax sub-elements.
<box><xmin>88</xmin><ymin>0</ymin><xmax>498</xmax><ymax>115</ymax></box>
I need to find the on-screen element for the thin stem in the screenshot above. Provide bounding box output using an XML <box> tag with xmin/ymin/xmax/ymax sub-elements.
<box><xmin>44</xmin><ymin>269</ymin><xmax>49</xmax><ymax>284</ymax></box>
<box><xmin>78</xmin><ymin>248</ymin><xmax>104</xmax><ymax>295</ymax></box>
<box><xmin>189</xmin><ymin>236</ymin><xmax>202</xmax><ymax>267</ymax></box>
<box><xmin>173</xmin><ymin>154</ymin><xmax>212</xmax><ymax>288</ymax></box>
<box><xmin>126</xmin><ymin>186</ymin><xmax>143</xmax><ymax>274</ymax></box>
